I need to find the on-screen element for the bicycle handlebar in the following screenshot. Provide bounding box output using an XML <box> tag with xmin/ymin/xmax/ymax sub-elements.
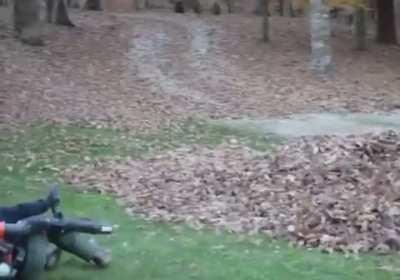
<box><xmin>1</xmin><ymin>185</ymin><xmax>113</xmax><ymax>241</ymax></box>
<box><xmin>3</xmin><ymin>217</ymin><xmax>113</xmax><ymax>239</ymax></box>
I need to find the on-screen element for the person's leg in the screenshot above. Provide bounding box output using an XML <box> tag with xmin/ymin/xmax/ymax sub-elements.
<box><xmin>0</xmin><ymin>200</ymin><xmax>48</xmax><ymax>223</ymax></box>
<box><xmin>0</xmin><ymin>186</ymin><xmax>60</xmax><ymax>223</ymax></box>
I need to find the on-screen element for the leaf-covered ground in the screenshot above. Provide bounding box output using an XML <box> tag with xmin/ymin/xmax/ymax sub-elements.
<box><xmin>66</xmin><ymin>131</ymin><xmax>400</xmax><ymax>255</ymax></box>
<box><xmin>1</xmin><ymin>123</ymin><xmax>400</xmax><ymax>280</ymax></box>
<box><xmin>2</xmin><ymin>6</ymin><xmax>400</xmax><ymax>279</ymax></box>
<box><xmin>2</xmin><ymin>11</ymin><xmax>400</xmax><ymax>130</ymax></box>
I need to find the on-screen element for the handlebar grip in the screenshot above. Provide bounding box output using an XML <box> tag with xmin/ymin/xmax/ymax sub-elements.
<box><xmin>4</xmin><ymin>223</ymin><xmax>31</xmax><ymax>237</ymax></box>
<box><xmin>62</xmin><ymin>218</ymin><xmax>113</xmax><ymax>235</ymax></box>
<box><xmin>2</xmin><ymin>218</ymin><xmax>113</xmax><ymax>241</ymax></box>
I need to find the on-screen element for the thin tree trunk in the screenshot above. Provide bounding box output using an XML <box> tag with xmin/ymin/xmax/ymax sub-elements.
<box><xmin>56</xmin><ymin>0</ymin><xmax>73</xmax><ymax>25</ymax></box>
<box><xmin>84</xmin><ymin>0</ymin><xmax>102</xmax><ymax>10</ymax></box>
<box><xmin>278</xmin><ymin>0</ymin><xmax>284</xmax><ymax>16</ymax></box>
<box><xmin>14</xmin><ymin>0</ymin><xmax>43</xmax><ymax>45</ymax></box>
<box><xmin>310</xmin><ymin>0</ymin><xmax>334</xmax><ymax>74</ymax></box>
<box><xmin>46</xmin><ymin>0</ymin><xmax>54</xmax><ymax>23</ymax></box>
<box><xmin>354</xmin><ymin>6</ymin><xmax>366</xmax><ymax>50</ymax></box>
<box><xmin>283</xmin><ymin>0</ymin><xmax>293</xmax><ymax>17</ymax></box>
<box><xmin>376</xmin><ymin>0</ymin><xmax>397</xmax><ymax>44</ymax></box>
<box><xmin>212</xmin><ymin>2</ymin><xmax>221</xmax><ymax>15</ymax></box>
<box><xmin>67</xmin><ymin>0</ymin><xmax>80</xmax><ymax>8</ymax></box>
<box><xmin>46</xmin><ymin>0</ymin><xmax>74</xmax><ymax>26</ymax></box>
<box><xmin>255</xmin><ymin>0</ymin><xmax>265</xmax><ymax>15</ymax></box>
<box><xmin>262</xmin><ymin>0</ymin><xmax>270</xmax><ymax>42</ymax></box>
<box><xmin>174</xmin><ymin>1</ymin><xmax>184</xmax><ymax>13</ymax></box>
<box><xmin>225</xmin><ymin>0</ymin><xmax>234</xmax><ymax>13</ymax></box>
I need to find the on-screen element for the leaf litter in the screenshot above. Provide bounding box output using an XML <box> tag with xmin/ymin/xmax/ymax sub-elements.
<box><xmin>65</xmin><ymin>130</ymin><xmax>400</xmax><ymax>254</ymax></box>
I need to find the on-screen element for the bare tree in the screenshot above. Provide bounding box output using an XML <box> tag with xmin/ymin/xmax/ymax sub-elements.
<box><xmin>376</xmin><ymin>0</ymin><xmax>397</xmax><ymax>44</ymax></box>
<box><xmin>309</xmin><ymin>0</ymin><xmax>334</xmax><ymax>74</ymax></box>
<box><xmin>174</xmin><ymin>1</ymin><xmax>184</xmax><ymax>13</ymax></box>
<box><xmin>283</xmin><ymin>0</ymin><xmax>294</xmax><ymax>17</ymax></box>
<box><xmin>14</xmin><ymin>0</ymin><xmax>43</xmax><ymax>45</ymax></box>
<box><xmin>354</xmin><ymin>6</ymin><xmax>366</xmax><ymax>50</ymax></box>
<box><xmin>224</xmin><ymin>0</ymin><xmax>234</xmax><ymax>13</ymax></box>
<box><xmin>255</xmin><ymin>0</ymin><xmax>266</xmax><ymax>15</ymax></box>
<box><xmin>171</xmin><ymin>0</ymin><xmax>202</xmax><ymax>14</ymax></box>
<box><xmin>278</xmin><ymin>0</ymin><xmax>284</xmax><ymax>15</ymax></box>
<box><xmin>211</xmin><ymin>2</ymin><xmax>221</xmax><ymax>15</ymax></box>
<box><xmin>46</xmin><ymin>0</ymin><xmax>74</xmax><ymax>26</ymax></box>
<box><xmin>84</xmin><ymin>0</ymin><xmax>102</xmax><ymax>10</ymax></box>
<box><xmin>262</xmin><ymin>0</ymin><xmax>270</xmax><ymax>42</ymax></box>
<box><xmin>67</xmin><ymin>0</ymin><xmax>81</xmax><ymax>8</ymax></box>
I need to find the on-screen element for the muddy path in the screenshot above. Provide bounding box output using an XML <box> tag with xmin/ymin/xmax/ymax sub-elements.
<box><xmin>126</xmin><ymin>12</ymin><xmax>400</xmax><ymax>120</ymax></box>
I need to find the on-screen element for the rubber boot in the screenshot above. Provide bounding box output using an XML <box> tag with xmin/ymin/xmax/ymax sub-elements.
<box><xmin>51</xmin><ymin>233</ymin><xmax>111</xmax><ymax>268</ymax></box>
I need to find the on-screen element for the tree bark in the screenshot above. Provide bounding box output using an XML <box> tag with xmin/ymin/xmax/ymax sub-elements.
<box><xmin>376</xmin><ymin>0</ymin><xmax>397</xmax><ymax>44</ymax></box>
<box><xmin>224</xmin><ymin>0</ymin><xmax>234</xmax><ymax>13</ymax></box>
<box><xmin>278</xmin><ymin>0</ymin><xmax>284</xmax><ymax>16</ymax></box>
<box><xmin>46</xmin><ymin>0</ymin><xmax>74</xmax><ymax>26</ymax></box>
<box><xmin>174</xmin><ymin>1</ymin><xmax>184</xmax><ymax>13</ymax></box>
<box><xmin>354</xmin><ymin>6</ymin><xmax>366</xmax><ymax>50</ymax></box>
<box><xmin>310</xmin><ymin>0</ymin><xmax>334</xmax><ymax>74</ymax></box>
<box><xmin>14</xmin><ymin>0</ymin><xmax>43</xmax><ymax>45</ymax></box>
<box><xmin>283</xmin><ymin>0</ymin><xmax>294</xmax><ymax>17</ymax></box>
<box><xmin>211</xmin><ymin>2</ymin><xmax>221</xmax><ymax>15</ymax></box>
<box><xmin>255</xmin><ymin>0</ymin><xmax>266</xmax><ymax>15</ymax></box>
<box><xmin>190</xmin><ymin>0</ymin><xmax>202</xmax><ymax>13</ymax></box>
<box><xmin>262</xmin><ymin>0</ymin><xmax>270</xmax><ymax>42</ymax></box>
<box><xmin>84</xmin><ymin>0</ymin><xmax>102</xmax><ymax>10</ymax></box>
<box><xmin>67</xmin><ymin>0</ymin><xmax>81</xmax><ymax>8</ymax></box>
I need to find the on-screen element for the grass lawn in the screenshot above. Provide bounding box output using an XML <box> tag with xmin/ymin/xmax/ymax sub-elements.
<box><xmin>0</xmin><ymin>121</ymin><xmax>399</xmax><ymax>280</ymax></box>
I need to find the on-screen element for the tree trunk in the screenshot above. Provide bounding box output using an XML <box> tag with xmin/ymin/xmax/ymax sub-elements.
<box><xmin>135</xmin><ymin>0</ymin><xmax>147</xmax><ymax>10</ymax></box>
<box><xmin>262</xmin><ymin>0</ymin><xmax>270</xmax><ymax>42</ymax></box>
<box><xmin>310</xmin><ymin>0</ymin><xmax>334</xmax><ymax>74</ymax></box>
<box><xmin>278</xmin><ymin>0</ymin><xmax>284</xmax><ymax>16</ymax></box>
<box><xmin>368</xmin><ymin>0</ymin><xmax>377</xmax><ymax>20</ymax></box>
<box><xmin>224</xmin><ymin>0</ymin><xmax>234</xmax><ymax>13</ymax></box>
<box><xmin>84</xmin><ymin>0</ymin><xmax>102</xmax><ymax>10</ymax></box>
<box><xmin>354</xmin><ymin>6</ymin><xmax>366</xmax><ymax>50</ymax></box>
<box><xmin>67</xmin><ymin>0</ymin><xmax>81</xmax><ymax>8</ymax></box>
<box><xmin>46</xmin><ymin>0</ymin><xmax>74</xmax><ymax>26</ymax></box>
<box><xmin>14</xmin><ymin>0</ymin><xmax>43</xmax><ymax>45</ymax></box>
<box><xmin>376</xmin><ymin>0</ymin><xmax>397</xmax><ymax>44</ymax></box>
<box><xmin>174</xmin><ymin>1</ymin><xmax>184</xmax><ymax>13</ymax></box>
<box><xmin>255</xmin><ymin>0</ymin><xmax>265</xmax><ymax>15</ymax></box>
<box><xmin>211</xmin><ymin>2</ymin><xmax>221</xmax><ymax>15</ymax></box>
<box><xmin>283</xmin><ymin>0</ymin><xmax>294</xmax><ymax>17</ymax></box>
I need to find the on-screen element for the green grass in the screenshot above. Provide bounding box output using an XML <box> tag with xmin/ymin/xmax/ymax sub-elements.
<box><xmin>0</xmin><ymin>121</ymin><xmax>399</xmax><ymax>280</ymax></box>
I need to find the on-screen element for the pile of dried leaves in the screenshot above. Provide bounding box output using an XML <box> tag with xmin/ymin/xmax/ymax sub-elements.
<box><xmin>65</xmin><ymin>131</ymin><xmax>400</xmax><ymax>254</ymax></box>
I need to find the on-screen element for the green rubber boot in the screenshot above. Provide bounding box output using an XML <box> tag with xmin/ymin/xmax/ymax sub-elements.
<box><xmin>51</xmin><ymin>233</ymin><xmax>111</xmax><ymax>268</ymax></box>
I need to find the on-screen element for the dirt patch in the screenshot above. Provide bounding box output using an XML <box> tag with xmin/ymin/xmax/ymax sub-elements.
<box><xmin>66</xmin><ymin>131</ymin><xmax>400</xmax><ymax>254</ymax></box>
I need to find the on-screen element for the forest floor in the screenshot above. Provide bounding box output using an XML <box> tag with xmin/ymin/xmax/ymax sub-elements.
<box><xmin>2</xmin><ymin>8</ymin><xmax>400</xmax><ymax>279</ymax></box>
<box><xmin>2</xmin><ymin>10</ymin><xmax>400</xmax><ymax>130</ymax></box>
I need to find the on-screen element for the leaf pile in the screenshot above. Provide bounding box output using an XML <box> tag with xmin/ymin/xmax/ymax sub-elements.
<box><xmin>65</xmin><ymin>131</ymin><xmax>400</xmax><ymax>253</ymax></box>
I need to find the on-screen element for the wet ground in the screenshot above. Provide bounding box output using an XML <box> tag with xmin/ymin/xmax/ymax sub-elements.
<box><xmin>218</xmin><ymin>111</ymin><xmax>400</xmax><ymax>137</ymax></box>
